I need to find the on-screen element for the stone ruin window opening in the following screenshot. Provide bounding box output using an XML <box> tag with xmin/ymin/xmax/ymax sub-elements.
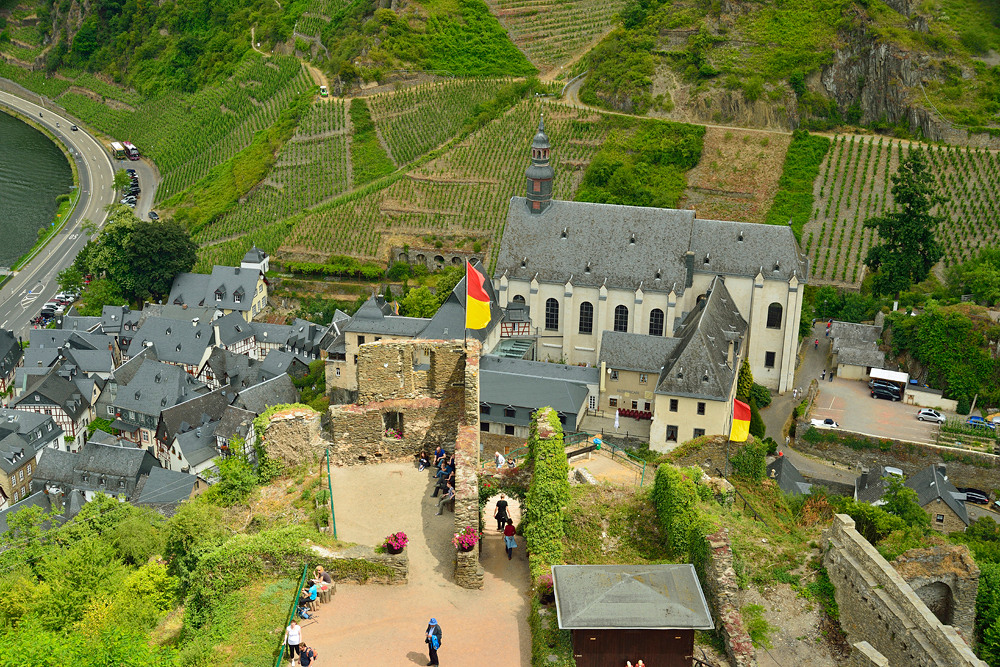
<box><xmin>383</xmin><ymin>411</ymin><xmax>404</xmax><ymax>439</ymax></box>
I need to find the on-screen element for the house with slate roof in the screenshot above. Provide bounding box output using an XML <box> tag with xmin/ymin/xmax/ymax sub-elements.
<box><xmin>259</xmin><ymin>349</ymin><xmax>309</xmax><ymax>382</ymax></box>
<box><xmin>494</xmin><ymin>119</ymin><xmax>806</xmax><ymax>394</ymax></box>
<box><xmin>197</xmin><ymin>347</ymin><xmax>261</xmax><ymax>390</ymax></box>
<box><xmin>766</xmin><ymin>454</ymin><xmax>812</xmax><ymax>496</ymax></box>
<box><xmin>154</xmin><ymin>386</ymin><xmax>235</xmax><ymax>471</ymax></box>
<box><xmin>479</xmin><ymin>355</ymin><xmax>599</xmax><ymax>438</ymax></box>
<box><xmin>31</xmin><ymin>441</ymin><xmax>158</xmax><ymax>502</ymax></box>
<box><xmin>168</xmin><ymin>252</ymin><xmax>269</xmax><ymax>322</ymax></box>
<box><xmin>0</xmin><ymin>329</ymin><xmax>23</xmax><ymax>394</ymax></box>
<box><xmin>855</xmin><ymin>464</ymin><xmax>969</xmax><ymax>532</ymax></box>
<box><xmin>0</xmin><ymin>488</ymin><xmax>80</xmax><ymax>536</ymax></box>
<box><xmin>829</xmin><ymin>321</ymin><xmax>886</xmax><ymax>380</ymax></box>
<box><xmin>0</xmin><ymin>409</ymin><xmax>64</xmax><ymax>505</ymax></box>
<box><xmin>132</xmin><ymin>466</ymin><xmax>204</xmax><ymax>516</ymax></box>
<box><xmin>12</xmin><ymin>361</ymin><xmax>98</xmax><ymax>452</ymax></box>
<box><xmin>123</xmin><ymin>315</ymin><xmax>216</xmax><ymax>374</ymax></box>
<box><xmin>20</xmin><ymin>329</ymin><xmax>118</xmax><ymax>385</ymax></box>
<box><xmin>213</xmin><ymin>312</ymin><xmax>258</xmax><ymax>358</ymax></box>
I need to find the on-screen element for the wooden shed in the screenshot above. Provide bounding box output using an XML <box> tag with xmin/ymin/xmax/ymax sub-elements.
<box><xmin>552</xmin><ymin>564</ymin><xmax>714</xmax><ymax>667</ymax></box>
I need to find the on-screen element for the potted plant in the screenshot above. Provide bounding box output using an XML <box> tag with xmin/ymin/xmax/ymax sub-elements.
<box><xmin>537</xmin><ymin>573</ymin><xmax>555</xmax><ymax>605</ymax></box>
<box><xmin>452</xmin><ymin>526</ymin><xmax>479</xmax><ymax>552</ymax></box>
<box><xmin>383</xmin><ymin>531</ymin><xmax>408</xmax><ymax>555</ymax></box>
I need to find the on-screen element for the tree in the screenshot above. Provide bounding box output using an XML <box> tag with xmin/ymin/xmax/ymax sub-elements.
<box><xmin>56</xmin><ymin>266</ymin><xmax>83</xmax><ymax>293</ymax></box>
<box><xmin>77</xmin><ymin>278</ymin><xmax>127</xmax><ymax>316</ymax></box>
<box><xmin>947</xmin><ymin>246</ymin><xmax>1000</xmax><ymax>305</ymax></box>
<box><xmin>882</xmin><ymin>475</ymin><xmax>930</xmax><ymax>530</ymax></box>
<box><xmin>399</xmin><ymin>286</ymin><xmax>438</xmax><ymax>317</ymax></box>
<box><xmin>736</xmin><ymin>359</ymin><xmax>753</xmax><ymax>402</ymax></box>
<box><xmin>749</xmin><ymin>398</ymin><xmax>766</xmax><ymax>439</ymax></box>
<box><xmin>863</xmin><ymin>149</ymin><xmax>946</xmax><ymax>298</ymax></box>
<box><xmin>112</xmin><ymin>170</ymin><xmax>132</xmax><ymax>191</ymax></box>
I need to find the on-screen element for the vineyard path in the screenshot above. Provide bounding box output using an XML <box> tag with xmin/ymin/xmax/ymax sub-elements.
<box><xmin>250</xmin><ymin>26</ymin><xmax>270</xmax><ymax>57</ymax></box>
<box><xmin>537</xmin><ymin>29</ymin><xmax>618</xmax><ymax>83</ymax></box>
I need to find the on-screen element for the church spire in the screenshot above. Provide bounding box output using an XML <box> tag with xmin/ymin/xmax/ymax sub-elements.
<box><xmin>525</xmin><ymin>115</ymin><xmax>554</xmax><ymax>214</ymax></box>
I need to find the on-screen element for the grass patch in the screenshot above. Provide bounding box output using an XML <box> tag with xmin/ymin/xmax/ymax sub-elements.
<box><xmin>349</xmin><ymin>98</ymin><xmax>397</xmax><ymax>186</ymax></box>
<box><xmin>764</xmin><ymin>129</ymin><xmax>830</xmax><ymax>241</ymax></box>
<box><xmin>741</xmin><ymin>603</ymin><xmax>777</xmax><ymax>649</ymax></box>
<box><xmin>563</xmin><ymin>485</ymin><xmax>675</xmax><ymax>564</ymax></box>
<box><xmin>529</xmin><ymin>597</ymin><xmax>574</xmax><ymax>666</ymax></box>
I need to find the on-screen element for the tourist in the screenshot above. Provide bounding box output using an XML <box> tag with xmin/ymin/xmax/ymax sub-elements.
<box><xmin>814</xmin><ymin>339</ymin><xmax>819</xmax><ymax>350</ymax></box>
<box><xmin>494</xmin><ymin>494</ymin><xmax>509</xmax><ymax>531</ymax></box>
<box><xmin>418</xmin><ymin>450</ymin><xmax>430</xmax><ymax>471</ymax></box>
<box><xmin>821</xmin><ymin>369</ymin><xmax>826</xmax><ymax>381</ymax></box>
<box><xmin>299</xmin><ymin>644</ymin><xmax>317</xmax><ymax>667</ymax></box>
<box><xmin>436</xmin><ymin>481</ymin><xmax>455</xmax><ymax>515</ymax></box>
<box><xmin>494</xmin><ymin>450</ymin><xmax>505</xmax><ymax>469</ymax></box>
<box><xmin>503</xmin><ymin>519</ymin><xmax>517</xmax><ymax>560</ymax></box>
<box><xmin>283</xmin><ymin>620</ymin><xmax>303</xmax><ymax>666</ymax></box>
<box><xmin>425</xmin><ymin>618</ymin><xmax>443</xmax><ymax>666</ymax></box>
<box><xmin>433</xmin><ymin>445</ymin><xmax>445</xmax><ymax>468</ymax></box>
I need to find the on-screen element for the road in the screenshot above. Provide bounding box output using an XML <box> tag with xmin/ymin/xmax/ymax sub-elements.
<box><xmin>0</xmin><ymin>91</ymin><xmax>158</xmax><ymax>341</ymax></box>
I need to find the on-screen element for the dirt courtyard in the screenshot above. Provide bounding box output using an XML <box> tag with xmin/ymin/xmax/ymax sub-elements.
<box><xmin>300</xmin><ymin>462</ymin><xmax>531</xmax><ymax>666</ymax></box>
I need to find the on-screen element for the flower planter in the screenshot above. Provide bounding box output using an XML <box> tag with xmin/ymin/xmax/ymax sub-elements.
<box><xmin>458</xmin><ymin>544</ymin><xmax>475</xmax><ymax>553</ymax></box>
<box><xmin>386</xmin><ymin>544</ymin><xmax>404</xmax><ymax>555</ymax></box>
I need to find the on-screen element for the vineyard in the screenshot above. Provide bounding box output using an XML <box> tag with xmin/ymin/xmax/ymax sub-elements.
<box><xmin>277</xmin><ymin>99</ymin><xmax>682</xmax><ymax>266</ymax></box>
<box><xmin>484</xmin><ymin>0</ymin><xmax>626</xmax><ymax>71</ymax></box>
<box><xmin>366</xmin><ymin>78</ymin><xmax>516</xmax><ymax>164</ymax></box>
<box><xmin>193</xmin><ymin>100</ymin><xmax>350</xmax><ymax>247</ymax></box>
<box><xmin>49</xmin><ymin>53</ymin><xmax>311</xmax><ymax>204</ymax></box>
<box><xmin>803</xmin><ymin>136</ymin><xmax>1000</xmax><ymax>286</ymax></box>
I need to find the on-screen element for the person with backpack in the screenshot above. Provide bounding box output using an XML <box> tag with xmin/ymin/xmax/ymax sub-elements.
<box><xmin>425</xmin><ymin>617</ymin><xmax>442</xmax><ymax>665</ymax></box>
<box><xmin>299</xmin><ymin>644</ymin><xmax>317</xmax><ymax>666</ymax></box>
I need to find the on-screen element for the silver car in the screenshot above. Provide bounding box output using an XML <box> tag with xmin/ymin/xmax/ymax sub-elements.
<box><xmin>916</xmin><ymin>408</ymin><xmax>945</xmax><ymax>424</ymax></box>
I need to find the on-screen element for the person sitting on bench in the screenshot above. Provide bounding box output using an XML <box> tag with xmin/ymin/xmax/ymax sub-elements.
<box><xmin>417</xmin><ymin>450</ymin><xmax>430</xmax><ymax>471</ymax></box>
<box><xmin>436</xmin><ymin>481</ymin><xmax>455</xmax><ymax>515</ymax></box>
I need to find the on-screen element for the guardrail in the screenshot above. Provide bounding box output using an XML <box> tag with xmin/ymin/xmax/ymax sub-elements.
<box><xmin>325</xmin><ymin>448</ymin><xmax>337</xmax><ymax>539</ymax></box>
<box><xmin>715</xmin><ymin>467</ymin><xmax>769</xmax><ymax>528</ymax></box>
<box><xmin>274</xmin><ymin>563</ymin><xmax>311</xmax><ymax>667</ymax></box>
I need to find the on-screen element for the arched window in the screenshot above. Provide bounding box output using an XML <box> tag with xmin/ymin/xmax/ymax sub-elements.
<box><xmin>766</xmin><ymin>302</ymin><xmax>783</xmax><ymax>329</ymax></box>
<box><xmin>545</xmin><ymin>298</ymin><xmax>560</xmax><ymax>331</ymax></box>
<box><xmin>649</xmin><ymin>309</ymin><xmax>664</xmax><ymax>337</ymax></box>
<box><xmin>579</xmin><ymin>302</ymin><xmax>594</xmax><ymax>334</ymax></box>
<box><xmin>614</xmin><ymin>305</ymin><xmax>629</xmax><ymax>332</ymax></box>
<box><xmin>512</xmin><ymin>295</ymin><xmax>525</xmax><ymax>304</ymax></box>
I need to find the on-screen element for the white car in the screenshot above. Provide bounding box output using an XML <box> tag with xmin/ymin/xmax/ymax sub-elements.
<box><xmin>916</xmin><ymin>408</ymin><xmax>946</xmax><ymax>424</ymax></box>
<box><xmin>810</xmin><ymin>418</ymin><xmax>839</xmax><ymax>429</ymax></box>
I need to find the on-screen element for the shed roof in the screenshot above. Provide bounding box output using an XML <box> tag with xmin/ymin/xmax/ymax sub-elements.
<box><xmin>552</xmin><ymin>564</ymin><xmax>713</xmax><ymax>630</ymax></box>
<box><xmin>480</xmin><ymin>357</ymin><xmax>596</xmax><ymax>414</ymax></box>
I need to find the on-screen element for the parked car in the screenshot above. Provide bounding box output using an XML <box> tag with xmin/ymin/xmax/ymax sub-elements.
<box><xmin>966</xmin><ymin>416</ymin><xmax>996</xmax><ymax>430</ymax></box>
<box><xmin>869</xmin><ymin>379</ymin><xmax>900</xmax><ymax>392</ymax></box>
<box><xmin>126</xmin><ymin>169</ymin><xmax>136</xmax><ymax>175</ymax></box>
<box><xmin>958</xmin><ymin>488</ymin><xmax>990</xmax><ymax>505</ymax></box>
<box><xmin>148</xmin><ymin>211</ymin><xmax>159</xmax><ymax>221</ymax></box>
<box><xmin>871</xmin><ymin>385</ymin><xmax>901</xmax><ymax>401</ymax></box>
<box><xmin>916</xmin><ymin>408</ymin><xmax>946</xmax><ymax>424</ymax></box>
<box><xmin>810</xmin><ymin>418</ymin><xmax>839</xmax><ymax>429</ymax></box>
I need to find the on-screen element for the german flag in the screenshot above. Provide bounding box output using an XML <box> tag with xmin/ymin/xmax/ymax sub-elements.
<box><xmin>731</xmin><ymin>399</ymin><xmax>751</xmax><ymax>442</ymax></box>
<box><xmin>465</xmin><ymin>261</ymin><xmax>491</xmax><ymax>330</ymax></box>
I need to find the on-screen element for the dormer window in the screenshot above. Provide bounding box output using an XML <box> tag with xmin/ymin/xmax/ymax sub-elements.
<box><xmin>629</xmin><ymin>234</ymin><xmax>636</xmax><ymax>246</ymax></box>
<box><xmin>215</xmin><ymin>290</ymin><xmax>224</xmax><ymax>302</ymax></box>
<box><xmin>738</xmin><ymin>231</ymin><xmax>744</xmax><ymax>242</ymax></box>
<box><xmin>165</xmin><ymin>327</ymin><xmax>171</xmax><ymax>335</ymax></box>
<box><xmin>655</xmin><ymin>270</ymin><xmax>661</xmax><ymax>281</ymax></box>
<box><xmin>561</xmin><ymin>227</ymin><xmax>567</xmax><ymax>239</ymax></box>
<box><xmin>234</xmin><ymin>293</ymin><xmax>242</xmax><ymax>304</ymax></box>
<box><xmin>703</xmin><ymin>253</ymin><xmax>710</xmax><ymax>265</ymax></box>
<box><xmin>773</xmin><ymin>260</ymin><xmax>780</xmax><ymax>272</ymax></box>
<box><xmin>584</xmin><ymin>263</ymin><xmax>591</xmax><ymax>275</ymax></box>
<box><xmin>135</xmin><ymin>390</ymin><xmax>141</xmax><ymax>400</ymax></box>
<box><xmin>521</xmin><ymin>257</ymin><xmax>527</xmax><ymax>269</ymax></box>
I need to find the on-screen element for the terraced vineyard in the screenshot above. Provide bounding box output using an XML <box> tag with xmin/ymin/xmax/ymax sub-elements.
<box><xmin>803</xmin><ymin>136</ymin><xmax>1000</xmax><ymax>286</ymax></box>
<box><xmin>484</xmin><ymin>0</ymin><xmax>626</xmax><ymax>71</ymax></box>
<box><xmin>194</xmin><ymin>100</ymin><xmax>350</xmax><ymax>246</ymax></box>
<box><xmin>52</xmin><ymin>54</ymin><xmax>311</xmax><ymax>203</ymax></box>
<box><xmin>278</xmin><ymin>100</ymin><xmax>633</xmax><ymax>264</ymax></box>
<box><xmin>366</xmin><ymin>78</ymin><xmax>516</xmax><ymax>164</ymax></box>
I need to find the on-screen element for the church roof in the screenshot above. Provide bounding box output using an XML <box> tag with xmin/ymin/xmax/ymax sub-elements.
<box><xmin>497</xmin><ymin>198</ymin><xmax>807</xmax><ymax>293</ymax></box>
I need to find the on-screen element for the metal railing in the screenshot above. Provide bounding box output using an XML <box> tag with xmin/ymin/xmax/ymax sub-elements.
<box><xmin>600</xmin><ymin>440</ymin><xmax>648</xmax><ymax>487</ymax></box>
<box><xmin>715</xmin><ymin>468</ymin><xmax>769</xmax><ymax>528</ymax></box>
<box><xmin>325</xmin><ymin>448</ymin><xmax>337</xmax><ymax>539</ymax></box>
<box><xmin>274</xmin><ymin>563</ymin><xmax>311</xmax><ymax>667</ymax></box>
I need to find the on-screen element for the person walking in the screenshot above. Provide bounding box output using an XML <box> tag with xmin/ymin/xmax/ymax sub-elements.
<box><xmin>814</xmin><ymin>339</ymin><xmax>819</xmax><ymax>350</ymax></box>
<box><xmin>821</xmin><ymin>369</ymin><xmax>826</xmax><ymax>381</ymax></box>
<box><xmin>425</xmin><ymin>618</ymin><xmax>443</xmax><ymax>666</ymax></box>
<box><xmin>299</xmin><ymin>644</ymin><xmax>316</xmax><ymax>667</ymax></box>
<box><xmin>503</xmin><ymin>519</ymin><xmax>517</xmax><ymax>560</ymax></box>
<box><xmin>284</xmin><ymin>620</ymin><xmax>303</xmax><ymax>666</ymax></box>
<box><xmin>494</xmin><ymin>494</ymin><xmax>509</xmax><ymax>531</ymax></box>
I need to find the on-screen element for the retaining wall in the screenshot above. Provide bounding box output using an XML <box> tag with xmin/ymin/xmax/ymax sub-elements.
<box><xmin>703</xmin><ymin>528</ymin><xmax>758</xmax><ymax>667</ymax></box>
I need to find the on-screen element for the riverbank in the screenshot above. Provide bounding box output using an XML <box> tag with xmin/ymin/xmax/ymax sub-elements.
<box><xmin>0</xmin><ymin>105</ymin><xmax>80</xmax><ymax>278</ymax></box>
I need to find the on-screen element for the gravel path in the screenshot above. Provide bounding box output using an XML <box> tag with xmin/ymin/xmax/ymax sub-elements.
<box><xmin>300</xmin><ymin>462</ymin><xmax>531</xmax><ymax>666</ymax></box>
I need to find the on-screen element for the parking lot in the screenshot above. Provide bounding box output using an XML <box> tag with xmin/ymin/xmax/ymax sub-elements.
<box><xmin>809</xmin><ymin>378</ymin><xmax>944</xmax><ymax>445</ymax></box>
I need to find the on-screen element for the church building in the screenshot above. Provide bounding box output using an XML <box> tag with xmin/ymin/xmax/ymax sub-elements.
<box><xmin>492</xmin><ymin>119</ymin><xmax>808</xmax><ymax>394</ymax></box>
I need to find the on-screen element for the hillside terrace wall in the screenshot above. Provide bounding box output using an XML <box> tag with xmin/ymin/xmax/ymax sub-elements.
<box><xmin>795</xmin><ymin>422</ymin><xmax>1000</xmax><ymax>492</ymax></box>
<box><xmin>823</xmin><ymin>514</ymin><xmax>987</xmax><ymax>667</ymax></box>
<box><xmin>703</xmin><ymin>528</ymin><xmax>758</xmax><ymax>667</ymax></box>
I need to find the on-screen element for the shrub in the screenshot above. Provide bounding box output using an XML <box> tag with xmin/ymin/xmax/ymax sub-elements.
<box><xmin>730</xmin><ymin>439</ymin><xmax>767</xmax><ymax>481</ymax></box>
<box><xmin>651</xmin><ymin>465</ymin><xmax>708</xmax><ymax>558</ymax></box>
<box><xmin>523</xmin><ymin>408</ymin><xmax>570</xmax><ymax>580</ymax></box>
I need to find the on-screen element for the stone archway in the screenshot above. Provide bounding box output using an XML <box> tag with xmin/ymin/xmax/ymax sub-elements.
<box><xmin>913</xmin><ymin>581</ymin><xmax>955</xmax><ymax>626</ymax></box>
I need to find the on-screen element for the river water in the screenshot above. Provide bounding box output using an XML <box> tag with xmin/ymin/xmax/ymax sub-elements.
<box><xmin>0</xmin><ymin>110</ymin><xmax>73</xmax><ymax>268</ymax></box>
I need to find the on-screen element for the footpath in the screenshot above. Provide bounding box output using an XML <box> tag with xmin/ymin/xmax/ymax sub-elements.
<box><xmin>300</xmin><ymin>462</ymin><xmax>531</xmax><ymax>666</ymax></box>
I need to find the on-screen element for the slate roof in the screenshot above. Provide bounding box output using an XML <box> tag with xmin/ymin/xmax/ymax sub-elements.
<box><xmin>201</xmin><ymin>348</ymin><xmax>261</xmax><ymax>389</ymax></box>
<box><xmin>32</xmin><ymin>448</ymin><xmax>75</xmax><ymax>484</ymax></box>
<box><xmin>12</xmin><ymin>365</ymin><xmax>91</xmax><ymax>420</ymax></box>
<box><xmin>767</xmin><ymin>455</ymin><xmax>812</xmax><ymax>496</ymax></box>
<box><xmin>126</xmin><ymin>316</ymin><xmax>215</xmax><ymax>367</ymax></box>
<box><xmin>33</xmin><ymin>442</ymin><xmax>158</xmax><ymax>498</ymax></box>
<box><xmin>58</xmin><ymin>312</ymin><xmax>104</xmax><ymax>332</ymax></box>
<box><xmin>0</xmin><ymin>490</ymin><xmax>73</xmax><ymax>536</ymax></box>
<box><xmin>214</xmin><ymin>312</ymin><xmax>256</xmax><ymax>346</ymax></box>
<box><xmin>0</xmin><ymin>434</ymin><xmax>36</xmax><ymax>475</ymax></box>
<box><xmin>907</xmin><ymin>465</ymin><xmax>969</xmax><ymax>526</ymax></box>
<box><xmin>599</xmin><ymin>332</ymin><xmax>680</xmax><ymax>373</ymax></box>
<box><xmin>100</xmin><ymin>305</ymin><xmax>139</xmax><ymax>337</ymax></box>
<box><xmin>497</xmin><ymin>198</ymin><xmax>807</xmax><ymax>293</ymax></box>
<box><xmin>831</xmin><ymin>321</ymin><xmax>885</xmax><ymax>369</ymax></box>
<box><xmin>243</xmin><ymin>246</ymin><xmax>268</xmax><ymax>265</ymax></box>
<box><xmin>344</xmin><ymin>295</ymin><xmax>429</xmax><ymax>337</ymax></box>
<box><xmin>854</xmin><ymin>466</ymin><xmax>900</xmax><ymax>504</ymax></box>
<box><xmin>420</xmin><ymin>260</ymin><xmax>503</xmax><ymax>342</ymax></box>
<box><xmin>552</xmin><ymin>564</ymin><xmax>714</xmax><ymax>630</ymax></box>
<box><xmin>156</xmin><ymin>386</ymin><xmax>236</xmax><ymax>445</ymax></box>
<box><xmin>132</xmin><ymin>466</ymin><xmax>198</xmax><ymax>510</ymax></box>
<box><xmin>286</xmin><ymin>319</ymin><xmax>327</xmax><ymax>358</ymax></box>
<box><xmin>174</xmin><ymin>420</ymin><xmax>219</xmax><ymax>468</ymax></box>
<box><xmin>259</xmin><ymin>350</ymin><xmax>309</xmax><ymax>380</ymax></box>
<box><xmin>653</xmin><ymin>277</ymin><xmax>748</xmax><ymax>401</ymax></box>
<box><xmin>253</xmin><ymin>322</ymin><xmax>293</xmax><ymax>347</ymax></box>
<box><xmin>168</xmin><ymin>266</ymin><xmax>261</xmax><ymax>313</ymax></box>
<box><xmin>480</xmin><ymin>356</ymin><xmax>598</xmax><ymax>415</ymax></box>
<box><xmin>232</xmin><ymin>374</ymin><xmax>298</xmax><ymax>414</ymax></box>
<box><xmin>0</xmin><ymin>329</ymin><xmax>22</xmax><ymax>377</ymax></box>
<box><xmin>0</xmin><ymin>409</ymin><xmax>63</xmax><ymax>460</ymax></box>
<box><xmin>112</xmin><ymin>359</ymin><xmax>208</xmax><ymax>420</ymax></box>
<box><xmin>216</xmin><ymin>405</ymin><xmax>255</xmax><ymax>441</ymax></box>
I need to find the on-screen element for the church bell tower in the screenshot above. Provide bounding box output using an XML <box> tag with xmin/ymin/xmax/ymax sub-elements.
<box><xmin>525</xmin><ymin>116</ymin><xmax>554</xmax><ymax>214</ymax></box>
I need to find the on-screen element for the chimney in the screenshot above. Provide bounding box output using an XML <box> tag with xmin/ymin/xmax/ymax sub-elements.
<box><xmin>684</xmin><ymin>251</ymin><xmax>695</xmax><ymax>288</ymax></box>
<box><xmin>727</xmin><ymin>339</ymin><xmax>734</xmax><ymax>367</ymax></box>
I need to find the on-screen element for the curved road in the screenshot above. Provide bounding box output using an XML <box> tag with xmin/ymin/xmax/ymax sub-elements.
<box><xmin>0</xmin><ymin>91</ymin><xmax>115</xmax><ymax>340</ymax></box>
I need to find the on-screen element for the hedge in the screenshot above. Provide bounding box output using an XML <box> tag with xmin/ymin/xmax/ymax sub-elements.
<box><xmin>650</xmin><ymin>465</ymin><xmax>708</xmax><ymax>558</ymax></box>
<box><xmin>523</xmin><ymin>407</ymin><xmax>570</xmax><ymax>581</ymax></box>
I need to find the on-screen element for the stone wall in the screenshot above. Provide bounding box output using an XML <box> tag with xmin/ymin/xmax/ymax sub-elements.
<box><xmin>262</xmin><ymin>406</ymin><xmax>325</xmax><ymax>466</ymax></box>
<box><xmin>823</xmin><ymin>514</ymin><xmax>987</xmax><ymax>667</ymax></box>
<box><xmin>892</xmin><ymin>545</ymin><xmax>980</xmax><ymax>644</ymax></box>
<box><xmin>453</xmin><ymin>347</ymin><xmax>484</xmax><ymax>589</ymax></box>
<box><xmin>795</xmin><ymin>423</ymin><xmax>1000</xmax><ymax>492</ymax></box>
<box><xmin>311</xmin><ymin>544</ymin><xmax>408</xmax><ymax>585</ymax></box>
<box><xmin>703</xmin><ymin>528</ymin><xmax>758</xmax><ymax>667</ymax></box>
<box><xmin>849</xmin><ymin>642</ymin><xmax>889</xmax><ymax>667</ymax></box>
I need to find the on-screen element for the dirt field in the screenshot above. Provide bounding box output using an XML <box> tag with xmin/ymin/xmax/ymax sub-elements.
<box><xmin>682</xmin><ymin>127</ymin><xmax>791</xmax><ymax>223</ymax></box>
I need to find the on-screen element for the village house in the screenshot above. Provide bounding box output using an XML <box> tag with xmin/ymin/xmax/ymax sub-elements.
<box><xmin>0</xmin><ymin>329</ymin><xmax>24</xmax><ymax>395</ymax></box>
<box><xmin>0</xmin><ymin>409</ymin><xmax>64</xmax><ymax>505</ymax></box>
<box><xmin>11</xmin><ymin>361</ymin><xmax>99</xmax><ymax>452</ymax></box>
<box><xmin>168</xmin><ymin>248</ymin><xmax>270</xmax><ymax>322</ymax></box>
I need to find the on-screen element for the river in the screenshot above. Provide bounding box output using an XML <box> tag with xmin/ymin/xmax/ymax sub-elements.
<box><xmin>0</xmin><ymin>110</ymin><xmax>73</xmax><ymax>268</ymax></box>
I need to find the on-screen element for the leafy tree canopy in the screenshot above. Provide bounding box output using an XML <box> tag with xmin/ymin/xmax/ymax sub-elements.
<box><xmin>947</xmin><ymin>246</ymin><xmax>1000</xmax><ymax>306</ymax></box>
<box><xmin>863</xmin><ymin>149</ymin><xmax>946</xmax><ymax>297</ymax></box>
